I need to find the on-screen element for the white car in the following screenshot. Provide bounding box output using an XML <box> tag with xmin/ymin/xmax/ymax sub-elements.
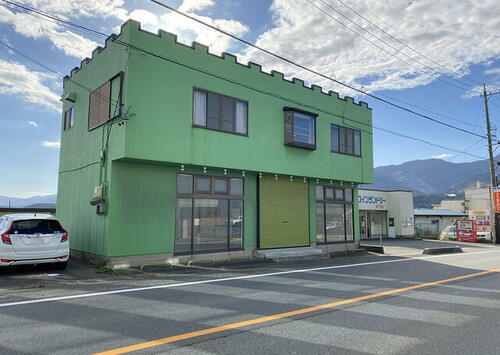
<box><xmin>0</xmin><ymin>214</ymin><xmax>69</xmax><ymax>269</ymax></box>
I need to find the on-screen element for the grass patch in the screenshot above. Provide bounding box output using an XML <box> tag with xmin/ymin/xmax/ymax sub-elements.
<box><xmin>94</xmin><ymin>265</ymin><xmax>116</xmax><ymax>274</ymax></box>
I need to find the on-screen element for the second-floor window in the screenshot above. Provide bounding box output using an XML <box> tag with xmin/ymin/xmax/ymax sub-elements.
<box><xmin>331</xmin><ymin>124</ymin><xmax>361</xmax><ymax>156</ymax></box>
<box><xmin>63</xmin><ymin>107</ymin><xmax>74</xmax><ymax>131</ymax></box>
<box><xmin>193</xmin><ymin>88</ymin><xmax>248</xmax><ymax>135</ymax></box>
<box><xmin>284</xmin><ymin>108</ymin><xmax>317</xmax><ymax>150</ymax></box>
<box><xmin>88</xmin><ymin>73</ymin><xmax>122</xmax><ymax>130</ymax></box>
<box><xmin>88</xmin><ymin>81</ymin><xmax>111</xmax><ymax>130</ymax></box>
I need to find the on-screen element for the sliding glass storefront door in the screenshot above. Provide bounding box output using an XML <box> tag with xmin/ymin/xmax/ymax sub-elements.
<box><xmin>316</xmin><ymin>186</ymin><xmax>354</xmax><ymax>244</ymax></box>
<box><xmin>174</xmin><ymin>174</ymin><xmax>244</xmax><ymax>255</ymax></box>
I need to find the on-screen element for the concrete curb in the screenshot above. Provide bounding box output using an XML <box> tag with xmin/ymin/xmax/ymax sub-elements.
<box><xmin>360</xmin><ymin>245</ymin><xmax>385</xmax><ymax>254</ymax></box>
<box><xmin>422</xmin><ymin>247</ymin><xmax>463</xmax><ymax>255</ymax></box>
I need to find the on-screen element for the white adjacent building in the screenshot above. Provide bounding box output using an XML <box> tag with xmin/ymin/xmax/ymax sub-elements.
<box><xmin>358</xmin><ymin>189</ymin><xmax>414</xmax><ymax>239</ymax></box>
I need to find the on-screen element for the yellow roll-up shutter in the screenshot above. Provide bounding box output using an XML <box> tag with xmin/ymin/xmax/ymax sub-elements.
<box><xmin>259</xmin><ymin>176</ymin><xmax>310</xmax><ymax>249</ymax></box>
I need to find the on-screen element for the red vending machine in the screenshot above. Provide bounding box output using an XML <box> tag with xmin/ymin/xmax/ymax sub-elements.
<box><xmin>456</xmin><ymin>219</ymin><xmax>478</xmax><ymax>242</ymax></box>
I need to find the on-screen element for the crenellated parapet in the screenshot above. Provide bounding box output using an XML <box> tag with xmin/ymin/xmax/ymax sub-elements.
<box><xmin>64</xmin><ymin>20</ymin><xmax>370</xmax><ymax>110</ymax></box>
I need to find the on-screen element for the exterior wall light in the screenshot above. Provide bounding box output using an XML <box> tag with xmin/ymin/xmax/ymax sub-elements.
<box><xmin>61</xmin><ymin>92</ymin><xmax>76</xmax><ymax>103</ymax></box>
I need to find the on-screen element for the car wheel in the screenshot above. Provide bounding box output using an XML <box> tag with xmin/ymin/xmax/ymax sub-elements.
<box><xmin>55</xmin><ymin>261</ymin><xmax>68</xmax><ymax>270</ymax></box>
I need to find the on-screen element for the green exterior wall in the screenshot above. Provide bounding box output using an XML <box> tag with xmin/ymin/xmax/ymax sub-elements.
<box><xmin>57</xmin><ymin>20</ymin><xmax>373</xmax><ymax>260</ymax></box>
<box><xmin>121</xmin><ymin>21</ymin><xmax>373</xmax><ymax>183</ymax></box>
<box><xmin>106</xmin><ymin>162</ymin><xmax>257</xmax><ymax>257</ymax></box>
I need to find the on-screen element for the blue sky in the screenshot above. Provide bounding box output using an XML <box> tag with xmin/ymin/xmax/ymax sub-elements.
<box><xmin>1</xmin><ymin>0</ymin><xmax>500</xmax><ymax>198</ymax></box>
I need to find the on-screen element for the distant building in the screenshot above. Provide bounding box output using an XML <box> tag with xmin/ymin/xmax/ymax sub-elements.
<box><xmin>433</xmin><ymin>182</ymin><xmax>492</xmax><ymax>236</ymax></box>
<box><xmin>0</xmin><ymin>207</ymin><xmax>56</xmax><ymax>217</ymax></box>
<box><xmin>433</xmin><ymin>200</ymin><xmax>465</xmax><ymax>213</ymax></box>
<box><xmin>414</xmin><ymin>209</ymin><xmax>467</xmax><ymax>237</ymax></box>
<box><xmin>358</xmin><ymin>189</ymin><xmax>414</xmax><ymax>239</ymax></box>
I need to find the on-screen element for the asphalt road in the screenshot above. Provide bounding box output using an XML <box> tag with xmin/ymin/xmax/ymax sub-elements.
<box><xmin>1</xmin><ymin>248</ymin><xmax>500</xmax><ymax>354</ymax></box>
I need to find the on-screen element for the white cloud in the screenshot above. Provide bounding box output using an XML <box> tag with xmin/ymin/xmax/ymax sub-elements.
<box><xmin>158</xmin><ymin>12</ymin><xmax>248</xmax><ymax>54</ymax></box>
<box><xmin>2</xmin><ymin>0</ymin><xmax>247</xmax><ymax>58</ymax></box>
<box><xmin>238</xmin><ymin>0</ymin><xmax>500</xmax><ymax>97</ymax></box>
<box><xmin>462</xmin><ymin>82</ymin><xmax>500</xmax><ymax>98</ymax></box>
<box><xmin>0</xmin><ymin>60</ymin><xmax>60</xmax><ymax>111</ymax></box>
<box><xmin>16</xmin><ymin>0</ymin><xmax>125</xmax><ymax>18</ymax></box>
<box><xmin>27</xmin><ymin>121</ymin><xmax>38</xmax><ymax>127</ymax></box>
<box><xmin>178</xmin><ymin>0</ymin><xmax>214</xmax><ymax>12</ymax></box>
<box><xmin>432</xmin><ymin>154</ymin><xmax>454</xmax><ymax>159</ymax></box>
<box><xmin>42</xmin><ymin>141</ymin><xmax>60</xmax><ymax>148</ymax></box>
<box><xmin>485</xmin><ymin>68</ymin><xmax>500</xmax><ymax>76</ymax></box>
<box><xmin>121</xmin><ymin>1</ymin><xmax>248</xmax><ymax>55</ymax></box>
<box><xmin>4</xmin><ymin>0</ymin><xmax>500</xmax><ymax>109</ymax></box>
<box><xmin>0</xmin><ymin>6</ymin><xmax>98</xmax><ymax>58</ymax></box>
<box><xmin>127</xmin><ymin>9</ymin><xmax>159</xmax><ymax>27</ymax></box>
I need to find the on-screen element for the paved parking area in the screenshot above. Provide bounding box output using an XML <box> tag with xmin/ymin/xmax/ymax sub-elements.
<box><xmin>0</xmin><ymin>252</ymin><xmax>394</xmax><ymax>304</ymax></box>
<box><xmin>1</xmin><ymin>241</ymin><xmax>498</xmax><ymax>305</ymax></box>
<box><xmin>361</xmin><ymin>238</ymin><xmax>496</xmax><ymax>256</ymax></box>
<box><xmin>2</xmin><ymin>247</ymin><xmax>500</xmax><ymax>354</ymax></box>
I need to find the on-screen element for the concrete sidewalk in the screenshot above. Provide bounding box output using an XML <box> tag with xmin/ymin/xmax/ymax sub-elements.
<box><xmin>360</xmin><ymin>238</ymin><xmax>496</xmax><ymax>256</ymax></box>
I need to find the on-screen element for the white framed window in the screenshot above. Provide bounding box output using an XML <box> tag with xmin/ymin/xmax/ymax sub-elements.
<box><xmin>193</xmin><ymin>88</ymin><xmax>248</xmax><ymax>136</ymax></box>
<box><xmin>332</xmin><ymin>124</ymin><xmax>361</xmax><ymax>156</ymax></box>
<box><xmin>64</xmin><ymin>107</ymin><xmax>74</xmax><ymax>131</ymax></box>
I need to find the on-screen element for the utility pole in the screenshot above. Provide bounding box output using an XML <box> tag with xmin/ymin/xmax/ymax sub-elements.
<box><xmin>481</xmin><ymin>84</ymin><xmax>500</xmax><ymax>244</ymax></box>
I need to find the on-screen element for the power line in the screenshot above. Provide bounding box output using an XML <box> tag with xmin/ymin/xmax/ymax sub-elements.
<box><xmin>341</xmin><ymin>117</ymin><xmax>487</xmax><ymax>160</ymax></box>
<box><xmin>329</xmin><ymin>0</ymin><xmax>491</xmax><ymax>89</ymax></box>
<box><xmin>307</xmin><ymin>0</ymin><xmax>471</xmax><ymax>91</ymax></box>
<box><xmin>1</xmin><ymin>0</ymin><xmax>108</xmax><ymax>38</ymax></box>
<box><xmin>2</xmin><ymin>34</ymin><xmax>485</xmax><ymax>162</ymax></box>
<box><xmin>0</xmin><ymin>2</ymin><xmax>488</xmax><ymax>161</ymax></box>
<box><xmin>148</xmin><ymin>0</ymin><xmax>487</xmax><ymax>140</ymax></box>
<box><xmin>197</xmin><ymin>0</ymin><xmax>486</xmax><ymax>130</ymax></box>
<box><xmin>1</xmin><ymin>0</ymin><xmax>486</xmax><ymax>139</ymax></box>
<box><xmin>372</xmin><ymin>93</ymin><xmax>483</xmax><ymax>129</ymax></box>
<box><xmin>0</xmin><ymin>39</ymin><xmax>118</xmax><ymax>105</ymax></box>
<box><xmin>308</xmin><ymin>0</ymin><xmax>485</xmax><ymax>129</ymax></box>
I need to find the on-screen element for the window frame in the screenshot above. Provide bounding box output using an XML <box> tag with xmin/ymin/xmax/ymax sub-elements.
<box><xmin>87</xmin><ymin>72</ymin><xmax>124</xmax><ymax>131</ymax></box>
<box><xmin>283</xmin><ymin>107</ymin><xmax>317</xmax><ymax>150</ymax></box>
<box><xmin>175</xmin><ymin>174</ymin><xmax>245</xmax><ymax>255</ymax></box>
<box><xmin>192</xmin><ymin>87</ymin><xmax>249</xmax><ymax>137</ymax></box>
<box><xmin>316</xmin><ymin>186</ymin><xmax>355</xmax><ymax>245</ymax></box>
<box><xmin>63</xmin><ymin>107</ymin><xmax>74</xmax><ymax>131</ymax></box>
<box><xmin>331</xmin><ymin>124</ymin><xmax>362</xmax><ymax>157</ymax></box>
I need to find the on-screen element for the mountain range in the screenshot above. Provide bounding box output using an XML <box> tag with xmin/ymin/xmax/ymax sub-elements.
<box><xmin>368</xmin><ymin>155</ymin><xmax>494</xmax><ymax>195</ymax></box>
<box><xmin>0</xmin><ymin>194</ymin><xmax>57</xmax><ymax>208</ymax></box>
<box><xmin>0</xmin><ymin>156</ymin><xmax>493</xmax><ymax>208</ymax></box>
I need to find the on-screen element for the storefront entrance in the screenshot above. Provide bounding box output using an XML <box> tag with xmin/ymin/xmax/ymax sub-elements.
<box><xmin>258</xmin><ymin>176</ymin><xmax>309</xmax><ymax>249</ymax></box>
<box><xmin>360</xmin><ymin>210</ymin><xmax>387</xmax><ymax>239</ymax></box>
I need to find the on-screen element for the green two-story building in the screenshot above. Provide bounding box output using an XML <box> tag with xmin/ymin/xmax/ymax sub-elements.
<box><xmin>57</xmin><ymin>20</ymin><xmax>373</xmax><ymax>267</ymax></box>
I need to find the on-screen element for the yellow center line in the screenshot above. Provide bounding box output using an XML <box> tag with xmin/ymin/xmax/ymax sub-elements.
<box><xmin>94</xmin><ymin>268</ymin><xmax>500</xmax><ymax>355</ymax></box>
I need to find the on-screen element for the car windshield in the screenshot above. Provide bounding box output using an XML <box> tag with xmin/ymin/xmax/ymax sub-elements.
<box><xmin>10</xmin><ymin>219</ymin><xmax>64</xmax><ymax>235</ymax></box>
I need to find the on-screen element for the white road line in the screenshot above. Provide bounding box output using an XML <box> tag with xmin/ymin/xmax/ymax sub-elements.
<box><xmin>1</xmin><ymin>249</ymin><xmax>499</xmax><ymax>308</ymax></box>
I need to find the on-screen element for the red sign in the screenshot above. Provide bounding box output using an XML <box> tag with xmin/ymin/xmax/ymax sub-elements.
<box><xmin>494</xmin><ymin>188</ymin><xmax>500</xmax><ymax>213</ymax></box>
